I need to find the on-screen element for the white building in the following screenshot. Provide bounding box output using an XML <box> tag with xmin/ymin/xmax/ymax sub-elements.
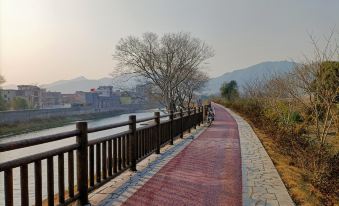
<box><xmin>96</xmin><ymin>86</ymin><xmax>113</xmax><ymax>97</ymax></box>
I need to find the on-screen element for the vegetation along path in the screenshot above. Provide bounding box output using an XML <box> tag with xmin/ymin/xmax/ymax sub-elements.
<box><xmin>94</xmin><ymin>104</ymin><xmax>294</xmax><ymax>206</ymax></box>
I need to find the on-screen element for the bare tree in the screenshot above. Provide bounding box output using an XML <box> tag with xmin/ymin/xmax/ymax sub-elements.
<box><xmin>278</xmin><ymin>32</ymin><xmax>339</xmax><ymax>144</ymax></box>
<box><xmin>113</xmin><ymin>32</ymin><xmax>214</xmax><ymax>111</ymax></box>
<box><xmin>175</xmin><ymin>71</ymin><xmax>209</xmax><ymax>108</ymax></box>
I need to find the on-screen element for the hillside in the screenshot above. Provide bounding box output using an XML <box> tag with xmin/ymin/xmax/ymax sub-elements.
<box><xmin>40</xmin><ymin>76</ymin><xmax>113</xmax><ymax>93</ymax></box>
<box><xmin>204</xmin><ymin>61</ymin><xmax>296</xmax><ymax>94</ymax></box>
<box><xmin>40</xmin><ymin>75</ymin><xmax>140</xmax><ymax>93</ymax></box>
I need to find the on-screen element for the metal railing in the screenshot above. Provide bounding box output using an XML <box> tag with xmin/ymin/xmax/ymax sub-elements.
<box><xmin>0</xmin><ymin>106</ymin><xmax>208</xmax><ymax>206</ymax></box>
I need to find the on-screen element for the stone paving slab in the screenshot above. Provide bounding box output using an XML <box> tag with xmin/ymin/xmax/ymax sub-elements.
<box><xmin>225</xmin><ymin>108</ymin><xmax>295</xmax><ymax>206</ymax></box>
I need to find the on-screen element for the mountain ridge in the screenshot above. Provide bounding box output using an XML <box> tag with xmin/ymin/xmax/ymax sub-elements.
<box><xmin>204</xmin><ymin>60</ymin><xmax>296</xmax><ymax>94</ymax></box>
<box><xmin>2</xmin><ymin>61</ymin><xmax>296</xmax><ymax>94</ymax></box>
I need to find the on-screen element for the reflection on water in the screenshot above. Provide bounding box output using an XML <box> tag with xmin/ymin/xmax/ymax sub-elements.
<box><xmin>0</xmin><ymin>110</ymin><xmax>160</xmax><ymax>205</ymax></box>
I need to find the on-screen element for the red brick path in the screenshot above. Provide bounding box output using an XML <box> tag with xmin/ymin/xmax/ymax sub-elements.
<box><xmin>122</xmin><ymin>104</ymin><xmax>242</xmax><ymax>206</ymax></box>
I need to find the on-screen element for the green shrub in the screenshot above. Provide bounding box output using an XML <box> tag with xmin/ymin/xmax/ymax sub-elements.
<box><xmin>290</xmin><ymin>111</ymin><xmax>303</xmax><ymax>123</ymax></box>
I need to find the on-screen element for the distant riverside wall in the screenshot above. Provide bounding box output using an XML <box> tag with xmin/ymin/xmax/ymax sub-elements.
<box><xmin>0</xmin><ymin>104</ymin><xmax>144</xmax><ymax>124</ymax></box>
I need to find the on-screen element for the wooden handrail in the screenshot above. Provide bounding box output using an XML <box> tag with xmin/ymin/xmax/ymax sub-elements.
<box><xmin>88</xmin><ymin>130</ymin><xmax>132</xmax><ymax>146</ymax></box>
<box><xmin>0</xmin><ymin>130</ymin><xmax>80</xmax><ymax>152</ymax></box>
<box><xmin>0</xmin><ymin>144</ymin><xmax>79</xmax><ymax>172</ymax></box>
<box><xmin>87</xmin><ymin>120</ymin><xmax>131</xmax><ymax>133</ymax></box>
<box><xmin>135</xmin><ymin>116</ymin><xmax>156</xmax><ymax>123</ymax></box>
<box><xmin>136</xmin><ymin>123</ymin><xmax>156</xmax><ymax>131</ymax></box>
<box><xmin>0</xmin><ymin>106</ymin><xmax>206</xmax><ymax>206</ymax></box>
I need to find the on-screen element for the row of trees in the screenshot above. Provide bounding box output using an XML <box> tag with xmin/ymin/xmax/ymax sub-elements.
<box><xmin>1</xmin><ymin>97</ymin><xmax>29</xmax><ymax>111</ymax></box>
<box><xmin>113</xmin><ymin>32</ymin><xmax>213</xmax><ymax>111</ymax></box>
<box><xmin>220</xmin><ymin>80</ymin><xmax>239</xmax><ymax>101</ymax></box>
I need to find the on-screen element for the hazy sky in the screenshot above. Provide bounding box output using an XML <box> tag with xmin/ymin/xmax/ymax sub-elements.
<box><xmin>1</xmin><ymin>0</ymin><xmax>339</xmax><ymax>85</ymax></box>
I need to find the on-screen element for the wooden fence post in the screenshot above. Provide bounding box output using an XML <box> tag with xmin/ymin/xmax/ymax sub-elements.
<box><xmin>196</xmin><ymin>107</ymin><xmax>199</xmax><ymax>126</ymax></box>
<box><xmin>4</xmin><ymin>169</ymin><xmax>13</xmax><ymax>206</ymax></box>
<box><xmin>76</xmin><ymin>121</ymin><xmax>89</xmax><ymax>205</ymax></box>
<box><xmin>202</xmin><ymin>106</ymin><xmax>204</xmax><ymax>124</ymax></box>
<box><xmin>155</xmin><ymin>112</ymin><xmax>161</xmax><ymax>154</ymax></box>
<box><xmin>180</xmin><ymin>109</ymin><xmax>184</xmax><ymax>138</ymax></box>
<box><xmin>129</xmin><ymin>115</ymin><xmax>137</xmax><ymax>171</ymax></box>
<box><xmin>188</xmin><ymin>108</ymin><xmax>191</xmax><ymax>133</ymax></box>
<box><xmin>203</xmin><ymin>105</ymin><xmax>206</xmax><ymax>123</ymax></box>
<box><xmin>198</xmin><ymin>107</ymin><xmax>201</xmax><ymax>126</ymax></box>
<box><xmin>193</xmin><ymin>107</ymin><xmax>197</xmax><ymax>129</ymax></box>
<box><xmin>170</xmin><ymin>110</ymin><xmax>174</xmax><ymax>145</ymax></box>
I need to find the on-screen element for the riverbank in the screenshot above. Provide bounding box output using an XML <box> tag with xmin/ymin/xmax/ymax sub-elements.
<box><xmin>0</xmin><ymin>110</ymin><xmax>128</xmax><ymax>138</ymax></box>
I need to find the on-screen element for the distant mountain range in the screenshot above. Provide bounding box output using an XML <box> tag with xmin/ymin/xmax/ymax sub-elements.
<box><xmin>2</xmin><ymin>75</ymin><xmax>139</xmax><ymax>93</ymax></box>
<box><xmin>41</xmin><ymin>76</ymin><xmax>115</xmax><ymax>93</ymax></box>
<box><xmin>3</xmin><ymin>61</ymin><xmax>296</xmax><ymax>94</ymax></box>
<box><xmin>204</xmin><ymin>60</ymin><xmax>296</xmax><ymax>94</ymax></box>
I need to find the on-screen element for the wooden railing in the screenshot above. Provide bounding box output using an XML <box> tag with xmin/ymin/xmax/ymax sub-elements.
<box><xmin>0</xmin><ymin>106</ymin><xmax>208</xmax><ymax>206</ymax></box>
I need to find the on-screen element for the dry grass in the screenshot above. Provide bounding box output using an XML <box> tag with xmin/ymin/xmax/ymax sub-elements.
<box><xmin>327</xmin><ymin>131</ymin><xmax>339</xmax><ymax>152</ymax></box>
<box><xmin>254</xmin><ymin>128</ymin><xmax>324</xmax><ymax>205</ymax></box>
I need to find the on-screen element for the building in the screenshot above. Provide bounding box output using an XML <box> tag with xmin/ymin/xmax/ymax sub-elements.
<box><xmin>113</xmin><ymin>90</ymin><xmax>121</xmax><ymax>96</ymax></box>
<box><xmin>62</xmin><ymin>91</ymin><xmax>100</xmax><ymax>108</ymax></box>
<box><xmin>89</xmin><ymin>86</ymin><xmax>121</xmax><ymax>108</ymax></box>
<box><xmin>62</xmin><ymin>92</ymin><xmax>87</xmax><ymax>106</ymax></box>
<box><xmin>41</xmin><ymin>91</ymin><xmax>63</xmax><ymax>109</ymax></box>
<box><xmin>62</xmin><ymin>94</ymin><xmax>79</xmax><ymax>106</ymax></box>
<box><xmin>133</xmin><ymin>84</ymin><xmax>152</xmax><ymax>104</ymax></box>
<box><xmin>135</xmin><ymin>84</ymin><xmax>151</xmax><ymax>95</ymax></box>
<box><xmin>120</xmin><ymin>91</ymin><xmax>132</xmax><ymax>105</ymax></box>
<box><xmin>1</xmin><ymin>84</ymin><xmax>130</xmax><ymax>110</ymax></box>
<box><xmin>98</xmin><ymin>95</ymin><xmax>120</xmax><ymax>108</ymax></box>
<box><xmin>0</xmin><ymin>85</ymin><xmax>44</xmax><ymax>109</ymax></box>
<box><xmin>1</xmin><ymin>85</ymin><xmax>52</xmax><ymax>109</ymax></box>
<box><xmin>17</xmin><ymin>85</ymin><xmax>43</xmax><ymax>108</ymax></box>
<box><xmin>96</xmin><ymin>86</ymin><xmax>113</xmax><ymax>97</ymax></box>
<box><xmin>0</xmin><ymin>89</ymin><xmax>18</xmax><ymax>102</ymax></box>
<box><xmin>81</xmin><ymin>92</ymin><xmax>100</xmax><ymax>108</ymax></box>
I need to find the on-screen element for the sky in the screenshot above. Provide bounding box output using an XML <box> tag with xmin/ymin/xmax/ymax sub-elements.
<box><xmin>0</xmin><ymin>0</ymin><xmax>339</xmax><ymax>85</ymax></box>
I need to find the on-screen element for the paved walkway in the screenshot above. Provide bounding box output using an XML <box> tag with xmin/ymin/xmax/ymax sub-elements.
<box><xmin>94</xmin><ymin>104</ymin><xmax>294</xmax><ymax>206</ymax></box>
<box><xmin>122</xmin><ymin>104</ymin><xmax>242</xmax><ymax>206</ymax></box>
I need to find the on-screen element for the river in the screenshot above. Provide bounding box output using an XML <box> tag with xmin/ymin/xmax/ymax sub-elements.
<box><xmin>0</xmin><ymin>109</ymin><xmax>161</xmax><ymax>205</ymax></box>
